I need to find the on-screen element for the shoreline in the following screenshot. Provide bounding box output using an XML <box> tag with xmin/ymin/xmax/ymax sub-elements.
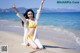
<box><xmin>0</xmin><ymin>19</ymin><xmax>80</xmax><ymax>31</ymax></box>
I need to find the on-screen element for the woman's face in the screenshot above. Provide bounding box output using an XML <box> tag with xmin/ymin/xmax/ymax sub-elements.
<box><xmin>27</xmin><ymin>11</ymin><xmax>33</xmax><ymax>20</ymax></box>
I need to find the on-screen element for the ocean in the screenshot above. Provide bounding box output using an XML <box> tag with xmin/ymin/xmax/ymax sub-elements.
<box><xmin>0</xmin><ymin>12</ymin><xmax>80</xmax><ymax>30</ymax></box>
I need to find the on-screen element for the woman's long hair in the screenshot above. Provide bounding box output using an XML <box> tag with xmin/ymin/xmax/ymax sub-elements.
<box><xmin>22</xmin><ymin>9</ymin><xmax>35</xmax><ymax>26</ymax></box>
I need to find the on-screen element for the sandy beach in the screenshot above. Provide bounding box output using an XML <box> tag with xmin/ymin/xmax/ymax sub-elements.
<box><xmin>0</xmin><ymin>20</ymin><xmax>80</xmax><ymax>53</ymax></box>
<box><xmin>0</xmin><ymin>31</ymin><xmax>80</xmax><ymax>53</ymax></box>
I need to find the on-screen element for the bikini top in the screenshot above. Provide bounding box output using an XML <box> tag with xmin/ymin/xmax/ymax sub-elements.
<box><xmin>28</xmin><ymin>19</ymin><xmax>37</xmax><ymax>28</ymax></box>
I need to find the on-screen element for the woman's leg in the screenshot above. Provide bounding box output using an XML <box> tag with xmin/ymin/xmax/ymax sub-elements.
<box><xmin>33</xmin><ymin>34</ymin><xmax>43</xmax><ymax>49</ymax></box>
<box><xmin>34</xmin><ymin>38</ymin><xmax>43</xmax><ymax>49</ymax></box>
<box><xmin>27</xmin><ymin>37</ymin><xmax>38</xmax><ymax>49</ymax></box>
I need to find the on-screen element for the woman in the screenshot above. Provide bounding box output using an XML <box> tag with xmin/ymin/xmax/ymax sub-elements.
<box><xmin>13</xmin><ymin>0</ymin><xmax>45</xmax><ymax>49</ymax></box>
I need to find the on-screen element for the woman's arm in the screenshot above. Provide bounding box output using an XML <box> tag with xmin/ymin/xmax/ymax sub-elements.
<box><xmin>13</xmin><ymin>5</ymin><xmax>29</xmax><ymax>43</ymax></box>
<box><xmin>12</xmin><ymin>5</ymin><xmax>27</xmax><ymax>23</ymax></box>
<box><xmin>35</xmin><ymin>0</ymin><xmax>45</xmax><ymax>22</ymax></box>
<box><xmin>33</xmin><ymin>0</ymin><xmax>45</xmax><ymax>40</ymax></box>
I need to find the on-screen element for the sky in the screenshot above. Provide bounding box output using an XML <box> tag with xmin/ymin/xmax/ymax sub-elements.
<box><xmin>0</xmin><ymin>0</ymin><xmax>80</xmax><ymax>10</ymax></box>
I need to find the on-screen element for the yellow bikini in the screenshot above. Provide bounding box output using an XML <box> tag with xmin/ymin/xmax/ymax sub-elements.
<box><xmin>27</xmin><ymin>21</ymin><xmax>37</xmax><ymax>39</ymax></box>
<box><xmin>28</xmin><ymin>21</ymin><xmax>37</xmax><ymax>28</ymax></box>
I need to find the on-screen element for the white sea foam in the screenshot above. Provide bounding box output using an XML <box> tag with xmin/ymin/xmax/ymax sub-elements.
<box><xmin>51</xmin><ymin>26</ymin><xmax>80</xmax><ymax>46</ymax></box>
<box><xmin>8</xmin><ymin>25</ymin><xmax>22</xmax><ymax>28</ymax></box>
<box><xmin>39</xmin><ymin>26</ymin><xmax>80</xmax><ymax>45</ymax></box>
<box><xmin>76</xmin><ymin>37</ymin><xmax>80</xmax><ymax>45</ymax></box>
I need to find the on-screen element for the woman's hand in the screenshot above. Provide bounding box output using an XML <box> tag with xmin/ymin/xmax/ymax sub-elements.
<box><xmin>12</xmin><ymin>4</ymin><xmax>16</xmax><ymax>9</ymax></box>
<box><xmin>42</xmin><ymin>0</ymin><xmax>45</xmax><ymax>3</ymax></box>
<box><xmin>12</xmin><ymin>4</ymin><xmax>20</xmax><ymax>13</ymax></box>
